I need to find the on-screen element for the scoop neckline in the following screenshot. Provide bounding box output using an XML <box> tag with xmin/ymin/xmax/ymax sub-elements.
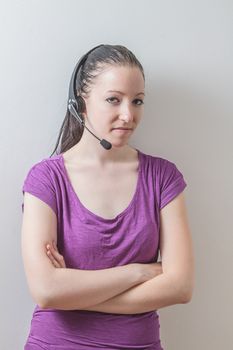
<box><xmin>59</xmin><ymin>148</ymin><xmax>142</xmax><ymax>223</ymax></box>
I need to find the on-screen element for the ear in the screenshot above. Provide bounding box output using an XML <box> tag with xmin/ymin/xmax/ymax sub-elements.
<box><xmin>77</xmin><ymin>95</ymin><xmax>87</xmax><ymax>116</ymax></box>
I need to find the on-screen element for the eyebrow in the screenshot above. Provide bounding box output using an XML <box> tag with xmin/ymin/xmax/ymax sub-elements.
<box><xmin>106</xmin><ymin>90</ymin><xmax>145</xmax><ymax>96</ymax></box>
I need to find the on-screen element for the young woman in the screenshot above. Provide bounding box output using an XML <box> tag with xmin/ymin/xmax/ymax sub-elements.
<box><xmin>21</xmin><ymin>44</ymin><xmax>195</xmax><ymax>350</ymax></box>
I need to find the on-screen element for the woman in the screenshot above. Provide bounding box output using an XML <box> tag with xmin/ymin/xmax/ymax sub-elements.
<box><xmin>21</xmin><ymin>44</ymin><xmax>195</xmax><ymax>350</ymax></box>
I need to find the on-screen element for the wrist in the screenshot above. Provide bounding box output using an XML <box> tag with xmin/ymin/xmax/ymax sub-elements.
<box><xmin>130</xmin><ymin>263</ymin><xmax>147</xmax><ymax>284</ymax></box>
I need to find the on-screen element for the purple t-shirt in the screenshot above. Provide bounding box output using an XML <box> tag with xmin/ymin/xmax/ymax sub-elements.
<box><xmin>21</xmin><ymin>148</ymin><xmax>187</xmax><ymax>350</ymax></box>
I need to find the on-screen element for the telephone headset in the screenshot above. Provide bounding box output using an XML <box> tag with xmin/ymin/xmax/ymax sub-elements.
<box><xmin>67</xmin><ymin>44</ymin><xmax>112</xmax><ymax>150</ymax></box>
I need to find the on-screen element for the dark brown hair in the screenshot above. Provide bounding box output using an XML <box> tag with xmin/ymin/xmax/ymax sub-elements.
<box><xmin>50</xmin><ymin>44</ymin><xmax>145</xmax><ymax>157</ymax></box>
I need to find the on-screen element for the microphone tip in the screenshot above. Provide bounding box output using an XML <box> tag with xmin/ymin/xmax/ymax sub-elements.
<box><xmin>100</xmin><ymin>139</ymin><xmax>112</xmax><ymax>150</ymax></box>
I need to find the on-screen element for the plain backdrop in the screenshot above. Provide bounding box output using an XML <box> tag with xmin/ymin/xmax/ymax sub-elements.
<box><xmin>0</xmin><ymin>0</ymin><xmax>232</xmax><ymax>349</ymax></box>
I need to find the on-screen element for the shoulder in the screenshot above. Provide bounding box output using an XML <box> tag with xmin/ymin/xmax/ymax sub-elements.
<box><xmin>139</xmin><ymin>150</ymin><xmax>187</xmax><ymax>210</ymax></box>
<box><xmin>139</xmin><ymin>149</ymin><xmax>181</xmax><ymax>173</ymax></box>
<box><xmin>148</xmin><ymin>152</ymin><xmax>186</xmax><ymax>184</ymax></box>
<box><xmin>23</xmin><ymin>154</ymin><xmax>61</xmax><ymax>179</ymax></box>
<box><xmin>22</xmin><ymin>155</ymin><xmax>61</xmax><ymax>216</ymax></box>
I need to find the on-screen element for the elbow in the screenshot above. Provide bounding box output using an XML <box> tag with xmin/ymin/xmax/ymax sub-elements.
<box><xmin>31</xmin><ymin>289</ymin><xmax>52</xmax><ymax>309</ymax></box>
<box><xmin>38</xmin><ymin>292</ymin><xmax>59</xmax><ymax>309</ymax></box>
<box><xmin>180</xmin><ymin>280</ymin><xmax>195</xmax><ymax>304</ymax></box>
<box><xmin>37</xmin><ymin>294</ymin><xmax>52</xmax><ymax>309</ymax></box>
<box><xmin>181</xmin><ymin>289</ymin><xmax>193</xmax><ymax>303</ymax></box>
<box><xmin>37</xmin><ymin>300</ymin><xmax>48</xmax><ymax>310</ymax></box>
<box><xmin>37</xmin><ymin>273</ymin><xmax>60</xmax><ymax>309</ymax></box>
<box><xmin>171</xmin><ymin>273</ymin><xmax>195</xmax><ymax>304</ymax></box>
<box><xmin>29</xmin><ymin>280</ymin><xmax>55</xmax><ymax>309</ymax></box>
<box><xmin>38</xmin><ymin>286</ymin><xmax>57</xmax><ymax>309</ymax></box>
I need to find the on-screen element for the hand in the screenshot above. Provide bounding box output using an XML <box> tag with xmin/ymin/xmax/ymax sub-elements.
<box><xmin>46</xmin><ymin>241</ymin><xmax>66</xmax><ymax>268</ymax></box>
<box><xmin>137</xmin><ymin>261</ymin><xmax>163</xmax><ymax>282</ymax></box>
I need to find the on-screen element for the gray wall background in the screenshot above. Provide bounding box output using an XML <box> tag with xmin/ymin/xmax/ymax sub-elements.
<box><xmin>0</xmin><ymin>0</ymin><xmax>232</xmax><ymax>348</ymax></box>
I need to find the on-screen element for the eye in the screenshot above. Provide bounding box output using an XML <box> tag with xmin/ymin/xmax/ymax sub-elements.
<box><xmin>106</xmin><ymin>97</ymin><xmax>119</xmax><ymax>103</ymax></box>
<box><xmin>134</xmin><ymin>99</ymin><xmax>144</xmax><ymax>106</ymax></box>
<box><xmin>106</xmin><ymin>97</ymin><xmax>144</xmax><ymax>106</ymax></box>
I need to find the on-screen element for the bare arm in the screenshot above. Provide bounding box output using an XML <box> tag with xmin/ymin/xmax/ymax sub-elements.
<box><xmin>23</xmin><ymin>190</ymin><xmax>194</xmax><ymax>313</ymax></box>
<box><xmin>72</xmin><ymin>192</ymin><xmax>195</xmax><ymax>314</ymax></box>
<box><xmin>46</xmin><ymin>245</ymin><xmax>185</xmax><ymax>314</ymax></box>
<box><xmin>81</xmin><ymin>272</ymin><xmax>187</xmax><ymax>314</ymax></box>
<box><xmin>21</xmin><ymin>193</ymin><xmax>143</xmax><ymax>310</ymax></box>
<box><xmin>45</xmin><ymin>263</ymin><xmax>143</xmax><ymax>310</ymax></box>
<box><xmin>46</xmin><ymin>246</ymin><xmax>186</xmax><ymax>314</ymax></box>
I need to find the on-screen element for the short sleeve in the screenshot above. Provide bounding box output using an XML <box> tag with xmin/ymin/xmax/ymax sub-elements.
<box><xmin>21</xmin><ymin>160</ymin><xmax>58</xmax><ymax>216</ymax></box>
<box><xmin>159</xmin><ymin>158</ymin><xmax>187</xmax><ymax>210</ymax></box>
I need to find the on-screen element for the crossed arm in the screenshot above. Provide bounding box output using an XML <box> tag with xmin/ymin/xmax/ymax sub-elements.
<box><xmin>45</xmin><ymin>243</ymin><xmax>188</xmax><ymax>314</ymax></box>
<box><xmin>45</xmin><ymin>193</ymin><xmax>194</xmax><ymax>314</ymax></box>
<box><xmin>81</xmin><ymin>272</ymin><xmax>187</xmax><ymax>314</ymax></box>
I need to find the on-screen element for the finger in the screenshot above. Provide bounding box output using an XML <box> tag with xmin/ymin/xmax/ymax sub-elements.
<box><xmin>47</xmin><ymin>243</ymin><xmax>56</xmax><ymax>253</ymax></box>
<box><xmin>46</xmin><ymin>247</ymin><xmax>60</xmax><ymax>266</ymax></box>
<box><xmin>46</xmin><ymin>245</ymin><xmax>66</xmax><ymax>268</ymax></box>
<box><xmin>52</xmin><ymin>240</ymin><xmax>58</xmax><ymax>251</ymax></box>
<box><xmin>49</xmin><ymin>243</ymin><xmax>62</xmax><ymax>262</ymax></box>
<box><xmin>46</xmin><ymin>244</ymin><xmax>62</xmax><ymax>267</ymax></box>
<box><xmin>51</xmin><ymin>247</ymin><xmax>65</xmax><ymax>266</ymax></box>
<box><xmin>46</xmin><ymin>248</ymin><xmax>57</xmax><ymax>263</ymax></box>
<box><xmin>46</xmin><ymin>250</ymin><xmax>60</xmax><ymax>268</ymax></box>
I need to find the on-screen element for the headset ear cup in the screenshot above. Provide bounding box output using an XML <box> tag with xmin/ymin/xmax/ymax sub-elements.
<box><xmin>76</xmin><ymin>96</ymin><xmax>86</xmax><ymax>115</ymax></box>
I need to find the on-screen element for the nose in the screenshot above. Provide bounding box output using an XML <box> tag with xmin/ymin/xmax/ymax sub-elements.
<box><xmin>118</xmin><ymin>103</ymin><xmax>134</xmax><ymax>123</ymax></box>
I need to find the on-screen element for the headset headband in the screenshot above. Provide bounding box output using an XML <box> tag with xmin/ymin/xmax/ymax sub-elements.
<box><xmin>68</xmin><ymin>44</ymin><xmax>104</xmax><ymax>105</ymax></box>
<box><xmin>66</xmin><ymin>44</ymin><xmax>112</xmax><ymax>150</ymax></box>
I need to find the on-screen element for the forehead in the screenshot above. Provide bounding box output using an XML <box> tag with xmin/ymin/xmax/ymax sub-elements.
<box><xmin>93</xmin><ymin>65</ymin><xmax>145</xmax><ymax>93</ymax></box>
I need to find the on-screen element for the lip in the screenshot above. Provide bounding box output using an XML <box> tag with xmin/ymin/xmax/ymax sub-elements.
<box><xmin>112</xmin><ymin>128</ymin><xmax>132</xmax><ymax>134</ymax></box>
<box><xmin>112</xmin><ymin>128</ymin><xmax>133</xmax><ymax>130</ymax></box>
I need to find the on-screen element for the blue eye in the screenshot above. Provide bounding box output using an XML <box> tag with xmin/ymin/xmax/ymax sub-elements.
<box><xmin>106</xmin><ymin>97</ymin><xmax>144</xmax><ymax>105</ymax></box>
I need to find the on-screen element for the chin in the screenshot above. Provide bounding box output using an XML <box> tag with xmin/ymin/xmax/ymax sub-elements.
<box><xmin>110</xmin><ymin>140</ymin><xmax>129</xmax><ymax>148</ymax></box>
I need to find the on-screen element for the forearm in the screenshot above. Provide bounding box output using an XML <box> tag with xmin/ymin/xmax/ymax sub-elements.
<box><xmin>43</xmin><ymin>264</ymin><xmax>142</xmax><ymax>310</ymax></box>
<box><xmin>81</xmin><ymin>273</ymin><xmax>186</xmax><ymax>314</ymax></box>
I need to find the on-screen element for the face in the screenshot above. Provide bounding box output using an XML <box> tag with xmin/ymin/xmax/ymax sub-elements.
<box><xmin>81</xmin><ymin>65</ymin><xmax>145</xmax><ymax>147</ymax></box>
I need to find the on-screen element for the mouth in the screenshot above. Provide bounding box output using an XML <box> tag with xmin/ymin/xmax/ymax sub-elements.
<box><xmin>112</xmin><ymin>128</ymin><xmax>133</xmax><ymax>130</ymax></box>
<box><xmin>111</xmin><ymin>128</ymin><xmax>133</xmax><ymax>134</ymax></box>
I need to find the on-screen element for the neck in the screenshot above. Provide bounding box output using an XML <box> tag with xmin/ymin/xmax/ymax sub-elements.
<box><xmin>66</xmin><ymin>129</ymin><xmax>134</xmax><ymax>167</ymax></box>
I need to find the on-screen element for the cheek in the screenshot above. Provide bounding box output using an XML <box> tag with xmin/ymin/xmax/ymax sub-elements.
<box><xmin>101</xmin><ymin>103</ymin><xmax>115</xmax><ymax>115</ymax></box>
<box><xmin>95</xmin><ymin>103</ymin><xmax>114</xmax><ymax>120</ymax></box>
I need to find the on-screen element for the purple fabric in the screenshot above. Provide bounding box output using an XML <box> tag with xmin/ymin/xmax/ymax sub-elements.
<box><xmin>21</xmin><ymin>148</ymin><xmax>187</xmax><ymax>350</ymax></box>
